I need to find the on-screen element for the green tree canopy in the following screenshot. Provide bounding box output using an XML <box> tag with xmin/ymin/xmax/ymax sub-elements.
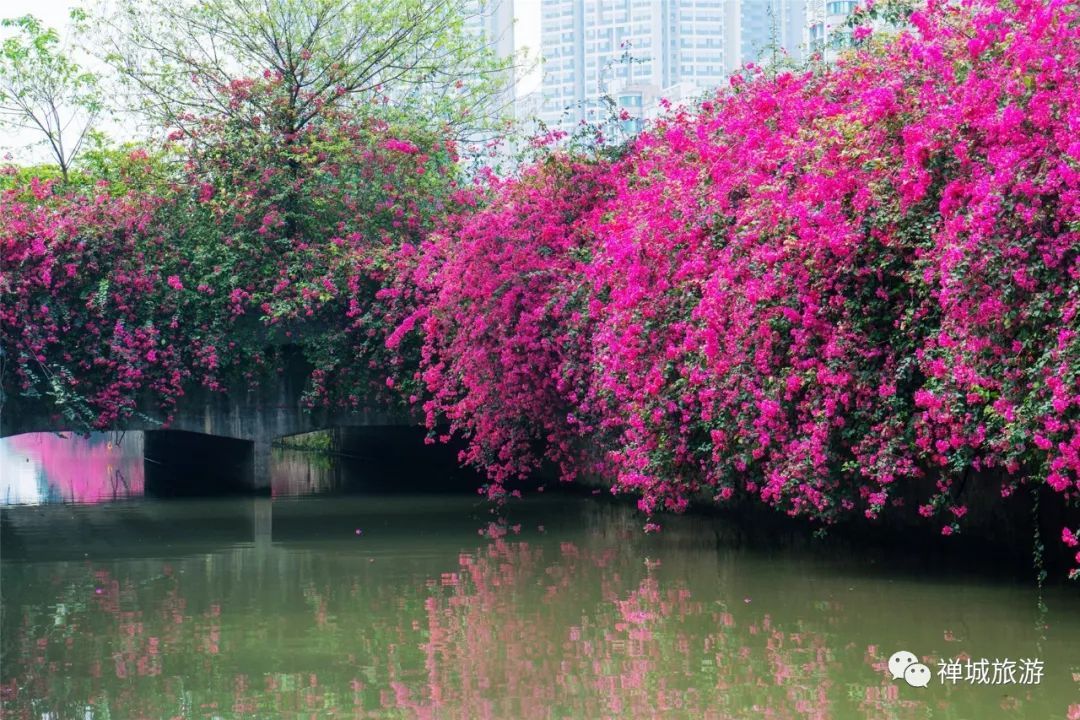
<box><xmin>0</xmin><ymin>13</ymin><xmax>102</xmax><ymax>181</ymax></box>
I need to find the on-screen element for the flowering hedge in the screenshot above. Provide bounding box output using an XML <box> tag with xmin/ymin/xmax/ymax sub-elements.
<box><xmin>386</xmin><ymin>158</ymin><xmax>610</xmax><ymax>498</ymax></box>
<box><xmin>2</xmin><ymin>74</ymin><xmax>461</xmax><ymax>428</ymax></box>
<box><xmin>1</xmin><ymin>168</ymin><xmax>182</xmax><ymax>428</ymax></box>
<box><xmin>390</xmin><ymin>0</ymin><xmax>1080</xmax><ymax>570</ymax></box>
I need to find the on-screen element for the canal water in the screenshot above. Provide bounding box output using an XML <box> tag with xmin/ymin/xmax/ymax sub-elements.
<box><xmin>1</xmin><ymin>433</ymin><xmax>1078</xmax><ymax>719</ymax></box>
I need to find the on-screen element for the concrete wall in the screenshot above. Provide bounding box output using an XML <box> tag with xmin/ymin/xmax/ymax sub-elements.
<box><xmin>1</xmin><ymin>350</ymin><xmax>413</xmax><ymax>492</ymax></box>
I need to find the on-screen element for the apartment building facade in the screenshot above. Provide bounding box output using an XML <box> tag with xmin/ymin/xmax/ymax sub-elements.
<box><xmin>537</xmin><ymin>0</ymin><xmax>815</xmax><ymax>132</ymax></box>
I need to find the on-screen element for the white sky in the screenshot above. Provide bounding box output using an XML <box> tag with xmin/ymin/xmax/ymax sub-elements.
<box><xmin>513</xmin><ymin>0</ymin><xmax>543</xmax><ymax>96</ymax></box>
<box><xmin>1</xmin><ymin>0</ymin><xmax>78</xmax><ymax>28</ymax></box>
<box><xmin>0</xmin><ymin>0</ymin><xmax>544</xmax><ymax>54</ymax></box>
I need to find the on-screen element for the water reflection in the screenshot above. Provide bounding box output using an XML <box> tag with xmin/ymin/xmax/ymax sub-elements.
<box><xmin>0</xmin><ymin>432</ymin><xmax>144</xmax><ymax>504</ymax></box>
<box><xmin>271</xmin><ymin>446</ymin><xmax>343</xmax><ymax>497</ymax></box>
<box><xmin>2</xmin><ymin>493</ymin><xmax>1079</xmax><ymax>719</ymax></box>
<box><xmin>0</xmin><ymin>431</ymin><xmax>471</xmax><ymax>503</ymax></box>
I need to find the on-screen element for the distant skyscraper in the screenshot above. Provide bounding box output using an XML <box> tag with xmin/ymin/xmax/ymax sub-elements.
<box><xmin>464</xmin><ymin>0</ymin><xmax>518</xmax><ymax>121</ymax></box>
<box><xmin>465</xmin><ymin>0</ymin><xmax>517</xmax><ymax>62</ymax></box>
<box><xmin>727</xmin><ymin>0</ymin><xmax>808</xmax><ymax>69</ymax></box>
<box><xmin>537</xmin><ymin>0</ymin><xmax>810</xmax><ymax>134</ymax></box>
<box><xmin>804</xmin><ymin>0</ymin><xmax>859</xmax><ymax>59</ymax></box>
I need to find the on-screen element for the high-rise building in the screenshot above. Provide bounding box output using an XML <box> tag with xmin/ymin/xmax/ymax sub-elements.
<box><xmin>464</xmin><ymin>0</ymin><xmax>517</xmax><ymax>63</ymax></box>
<box><xmin>463</xmin><ymin>0</ymin><xmax>518</xmax><ymax>121</ymax></box>
<box><xmin>726</xmin><ymin>0</ymin><xmax>809</xmax><ymax>70</ymax></box>
<box><xmin>537</xmin><ymin>0</ymin><xmax>810</xmax><ymax>133</ymax></box>
<box><xmin>804</xmin><ymin>0</ymin><xmax>859</xmax><ymax>59</ymax></box>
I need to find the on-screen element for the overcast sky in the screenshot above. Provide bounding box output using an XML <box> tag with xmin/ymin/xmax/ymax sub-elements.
<box><xmin>0</xmin><ymin>0</ymin><xmax>544</xmax><ymax>58</ymax></box>
<box><xmin>2</xmin><ymin>0</ymin><xmax>79</xmax><ymax>31</ymax></box>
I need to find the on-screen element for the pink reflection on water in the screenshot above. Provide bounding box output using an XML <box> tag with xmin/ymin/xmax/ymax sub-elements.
<box><xmin>388</xmin><ymin>538</ymin><xmax>851</xmax><ymax>719</ymax></box>
<box><xmin>0</xmin><ymin>533</ymin><xmax>1038</xmax><ymax>720</ymax></box>
<box><xmin>1</xmin><ymin>432</ymin><xmax>144</xmax><ymax>504</ymax></box>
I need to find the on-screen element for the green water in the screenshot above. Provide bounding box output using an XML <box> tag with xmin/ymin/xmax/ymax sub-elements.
<box><xmin>1</xmin><ymin>453</ymin><xmax>1079</xmax><ymax>719</ymax></box>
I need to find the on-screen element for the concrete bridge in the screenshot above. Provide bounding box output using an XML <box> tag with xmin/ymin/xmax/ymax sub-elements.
<box><xmin>0</xmin><ymin>351</ymin><xmax>413</xmax><ymax>492</ymax></box>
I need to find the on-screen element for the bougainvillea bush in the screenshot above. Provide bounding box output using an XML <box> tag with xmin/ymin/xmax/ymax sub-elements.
<box><xmin>387</xmin><ymin>157</ymin><xmax>614</xmax><ymax>500</ymax></box>
<box><xmin>1</xmin><ymin>75</ymin><xmax>461</xmax><ymax>428</ymax></box>
<box><xmin>160</xmin><ymin>72</ymin><xmax>463</xmax><ymax>409</ymax></box>
<box><xmin>390</xmin><ymin>0</ymin><xmax>1080</xmax><ymax>570</ymax></box>
<box><xmin>1</xmin><ymin>166</ymin><xmax>181</xmax><ymax>428</ymax></box>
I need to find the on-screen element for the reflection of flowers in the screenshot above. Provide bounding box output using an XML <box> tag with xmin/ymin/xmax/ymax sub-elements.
<box><xmin>4</xmin><ymin>433</ymin><xmax>144</xmax><ymax>503</ymax></box>
<box><xmin>1</xmin><ymin>522</ymin><xmax>1053</xmax><ymax>720</ymax></box>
